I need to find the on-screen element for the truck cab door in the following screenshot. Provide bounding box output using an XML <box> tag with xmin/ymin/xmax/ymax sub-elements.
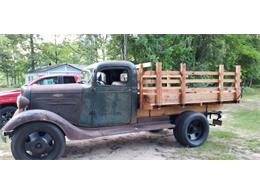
<box><xmin>93</xmin><ymin>67</ymin><xmax>133</xmax><ymax>127</ymax></box>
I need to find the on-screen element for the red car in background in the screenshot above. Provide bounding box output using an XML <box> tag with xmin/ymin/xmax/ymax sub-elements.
<box><xmin>0</xmin><ymin>74</ymin><xmax>80</xmax><ymax>128</ymax></box>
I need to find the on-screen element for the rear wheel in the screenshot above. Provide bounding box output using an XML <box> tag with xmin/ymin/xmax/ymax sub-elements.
<box><xmin>11</xmin><ymin>122</ymin><xmax>65</xmax><ymax>160</ymax></box>
<box><xmin>0</xmin><ymin>106</ymin><xmax>17</xmax><ymax>128</ymax></box>
<box><xmin>174</xmin><ymin>112</ymin><xmax>209</xmax><ymax>147</ymax></box>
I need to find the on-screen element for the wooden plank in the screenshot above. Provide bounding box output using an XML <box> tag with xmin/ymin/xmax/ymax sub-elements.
<box><xmin>139</xmin><ymin>64</ymin><xmax>144</xmax><ymax>109</ymax></box>
<box><xmin>186</xmin><ymin>79</ymin><xmax>219</xmax><ymax>83</ymax></box>
<box><xmin>162</xmin><ymin>80</ymin><xmax>180</xmax><ymax>84</ymax></box>
<box><xmin>186</xmin><ymin>71</ymin><xmax>218</xmax><ymax>76</ymax></box>
<box><xmin>139</xmin><ymin>104</ymin><xmax>224</xmax><ymax>117</ymax></box>
<box><xmin>223</xmin><ymin>91</ymin><xmax>237</xmax><ymax>101</ymax></box>
<box><xmin>186</xmin><ymin>93</ymin><xmax>218</xmax><ymax>104</ymax></box>
<box><xmin>143</xmin><ymin>94</ymin><xmax>155</xmax><ymax>104</ymax></box>
<box><xmin>218</xmin><ymin>64</ymin><xmax>224</xmax><ymax>102</ymax></box>
<box><xmin>161</xmin><ymin>71</ymin><xmax>180</xmax><ymax>76</ymax></box>
<box><xmin>162</xmin><ymin>93</ymin><xmax>180</xmax><ymax>104</ymax></box>
<box><xmin>155</xmin><ymin>62</ymin><xmax>162</xmax><ymax>105</ymax></box>
<box><xmin>235</xmin><ymin>65</ymin><xmax>241</xmax><ymax>100</ymax></box>
<box><xmin>224</xmin><ymin>72</ymin><xmax>236</xmax><ymax>76</ymax></box>
<box><xmin>180</xmin><ymin>63</ymin><xmax>186</xmax><ymax>105</ymax></box>
<box><xmin>143</xmin><ymin>79</ymin><xmax>156</xmax><ymax>84</ymax></box>
<box><xmin>162</xmin><ymin>87</ymin><xmax>181</xmax><ymax>91</ymax></box>
<box><xmin>143</xmin><ymin>75</ymin><xmax>156</xmax><ymax>78</ymax></box>
<box><xmin>224</xmin><ymin>79</ymin><xmax>235</xmax><ymax>83</ymax></box>
<box><xmin>136</xmin><ymin>62</ymin><xmax>152</xmax><ymax>69</ymax></box>
<box><xmin>166</xmin><ymin>73</ymin><xmax>170</xmax><ymax>87</ymax></box>
<box><xmin>186</xmin><ymin>87</ymin><xmax>219</xmax><ymax>93</ymax></box>
<box><xmin>143</xmin><ymin>71</ymin><xmax>156</xmax><ymax>75</ymax></box>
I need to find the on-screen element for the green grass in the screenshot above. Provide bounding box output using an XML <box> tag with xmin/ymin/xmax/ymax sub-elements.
<box><xmin>245</xmin><ymin>138</ymin><xmax>260</xmax><ymax>153</ymax></box>
<box><xmin>208</xmin><ymin>154</ymin><xmax>238</xmax><ymax>160</ymax></box>
<box><xmin>243</xmin><ymin>87</ymin><xmax>260</xmax><ymax>99</ymax></box>
<box><xmin>211</xmin><ymin>130</ymin><xmax>239</xmax><ymax>140</ymax></box>
<box><xmin>198</xmin><ymin>140</ymin><xmax>228</xmax><ymax>151</ymax></box>
<box><xmin>227</xmin><ymin>109</ymin><xmax>260</xmax><ymax>132</ymax></box>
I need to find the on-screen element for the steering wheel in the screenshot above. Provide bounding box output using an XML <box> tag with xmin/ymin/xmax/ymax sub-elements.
<box><xmin>97</xmin><ymin>80</ymin><xmax>105</xmax><ymax>86</ymax></box>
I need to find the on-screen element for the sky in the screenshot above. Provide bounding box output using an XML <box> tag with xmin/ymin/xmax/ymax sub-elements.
<box><xmin>40</xmin><ymin>34</ymin><xmax>77</xmax><ymax>43</ymax></box>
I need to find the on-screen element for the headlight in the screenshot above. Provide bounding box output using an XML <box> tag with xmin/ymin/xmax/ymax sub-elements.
<box><xmin>16</xmin><ymin>95</ymin><xmax>30</xmax><ymax>109</ymax></box>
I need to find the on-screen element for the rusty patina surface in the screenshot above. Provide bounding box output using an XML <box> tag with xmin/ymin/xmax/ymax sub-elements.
<box><xmin>28</xmin><ymin>83</ymin><xmax>83</xmax><ymax>125</ymax></box>
<box><xmin>22</xmin><ymin>61</ymin><xmax>138</xmax><ymax>128</ymax></box>
<box><xmin>79</xmin><ymin>61</ymin><xmax>137</xmax><ymax>127</ymax></box>
<box><xmin>2</xmin><ymin>109</ymin><xmax>174</xmax><ymax>140</ymax></box>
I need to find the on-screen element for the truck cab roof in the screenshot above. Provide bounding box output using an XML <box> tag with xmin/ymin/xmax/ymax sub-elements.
<box><xmin>86</xmin><ymin>61</ymin><xmax>136</xmax><ymax>71</ymax></box>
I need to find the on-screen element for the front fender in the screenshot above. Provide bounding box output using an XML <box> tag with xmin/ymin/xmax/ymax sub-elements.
<box><xmin>2</xmin><ymin>109</ymin><xmax>88</xmax><ymax>140</ymax></box>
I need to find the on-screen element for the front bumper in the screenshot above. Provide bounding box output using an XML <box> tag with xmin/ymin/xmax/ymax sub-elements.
<box><xmin>1</xmin><ymin>129</ymin><xmax>7</xmax><ymax>143</ymax></box>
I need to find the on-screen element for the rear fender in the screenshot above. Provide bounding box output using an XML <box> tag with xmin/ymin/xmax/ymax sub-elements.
<box><xmin>2</xmin><ymin>109</ymin><xmax>95</xmax><ymax>140</ymax></box>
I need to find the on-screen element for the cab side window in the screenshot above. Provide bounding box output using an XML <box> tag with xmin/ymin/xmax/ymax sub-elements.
<box><xmin>37</xmin><ymin>77</ymin><xmax>59</xmax><ymax>85</ymax></box>
<box><xmin>96</xmin><ymin>68</ymin><xmax>128</xmax><ymax>86</ymax></box>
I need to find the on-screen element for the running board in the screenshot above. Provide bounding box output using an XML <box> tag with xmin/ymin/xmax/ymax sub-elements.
<box><xmin>69</xmin><ymin>120</ymin><xmax>175</xmax><ymax>140</ymax></box>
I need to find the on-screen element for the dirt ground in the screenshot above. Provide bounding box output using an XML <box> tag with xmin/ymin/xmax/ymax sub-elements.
<box><xmin>1</xmin><ymin>91</ymin><xmax>259</xmax><ymax>160</ymax></box>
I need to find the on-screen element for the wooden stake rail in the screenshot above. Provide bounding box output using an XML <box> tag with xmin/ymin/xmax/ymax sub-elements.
<box><xmin>138</xmin><ymin>63</ymin><xmax>241</xmax><ymax>110</ymax></box>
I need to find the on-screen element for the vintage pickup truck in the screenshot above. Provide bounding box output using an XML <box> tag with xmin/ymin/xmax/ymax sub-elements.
<box><xmin>1</xmin><ymin>61</ymin><xmax>241</xmax><ymax>160</ymax></box>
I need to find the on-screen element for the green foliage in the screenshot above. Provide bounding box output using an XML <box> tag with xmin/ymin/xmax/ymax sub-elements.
<box><xmin>0</xmin><ymin>34</ymin><xmax>259</xmax><ymax>87</ymax></box>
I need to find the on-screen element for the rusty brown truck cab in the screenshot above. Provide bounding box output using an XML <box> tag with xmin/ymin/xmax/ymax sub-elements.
<box><xmin>1</xmin><ymin>61</ymin><xmax>241</xmax><ymax>160</ymax></box>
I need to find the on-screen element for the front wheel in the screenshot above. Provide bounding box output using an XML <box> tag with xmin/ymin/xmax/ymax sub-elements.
<box><xmin>174</xmin><ymin>112</ymin><xmax>209</xmax><ymax>147</ymax></box>
<box><xmin>11</xmin><ymin>122</ymin><xmax>65</xmax><ymax>160</ymax></box>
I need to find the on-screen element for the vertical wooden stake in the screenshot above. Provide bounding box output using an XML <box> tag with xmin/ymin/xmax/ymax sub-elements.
<box><xmin>218</xmin><ymin>64</ymin><xmax>224</xmax><ymax>102</ymax></box>
<box><xmin>156</xmin><ymin>62</ymin><xmax>162</xmax><ymax>105</ymax></box>
<box><xmin>235</xmin><ymin>65</ymin><xmax>241</xmax><ymax>101</ymax></box>
<box><xmin>139</xmin><ymin>64</ymin><xmax>144</xmax><ymax>109</ymax></box>
<box><xmin>180</xmin><ymin>63</ymin><xmax>186</xmax><ymax>105</ymax></box>
<box><xmin>166</xmin><ymin>71</ymin><xmax>170</xmax><ymax>87</ymax></box>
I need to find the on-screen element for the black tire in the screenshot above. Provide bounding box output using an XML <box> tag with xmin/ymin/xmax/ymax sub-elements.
<box><xmin>11</xmin><ymin>122</ymin><xmax>65</xmax><ymax>160</ymax></box>
<box><xmin>174</xmin><ymin>112</ymin><xmax>209</xmax><ymax>147</ymax></box>
<box><xmin>0</xmin><ymin>106</ymin><xmax>17</xmax><ymax>128</ymax></box>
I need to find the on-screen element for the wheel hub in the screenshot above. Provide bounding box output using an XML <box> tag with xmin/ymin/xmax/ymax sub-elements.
<box><xmin>25</xmin><ymin>132</ymin><xmax>54</xmax><ymax>158</ymax></box>
<box><xmin>187</xmin><ymin>120</ymin><xmax>203</xmax><ymax>141</ymax></box>
<box><xmin>28</xmin><ymin>138</ymin><xmax>49</xmax><ymax>154</ymax></box>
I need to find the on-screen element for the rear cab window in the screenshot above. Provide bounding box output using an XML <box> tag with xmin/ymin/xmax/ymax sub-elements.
<box><xmin>63</xmin><ymin>76</ymin><xmax>76</xmax><ymax>84</ymax></box>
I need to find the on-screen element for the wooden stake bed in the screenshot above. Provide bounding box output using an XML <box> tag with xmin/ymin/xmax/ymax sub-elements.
<box><xmin>137</xmin><ymin>63</ymin><xmax>241</xmax><ymax>117</ymax></box>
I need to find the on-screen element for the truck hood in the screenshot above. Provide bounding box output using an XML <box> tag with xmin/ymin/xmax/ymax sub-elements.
<box><xmin>28</xmin><ymin>83</ymin><xmax>85</xmax><ymax>125</ymax></box>
<box><xmin>0</xmin><ymin>89</ymin><xmax>21</xmax><ymax>95</ymax></box>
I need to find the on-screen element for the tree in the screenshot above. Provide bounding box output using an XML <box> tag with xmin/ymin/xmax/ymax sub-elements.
<box><xmin>0</xmin><ymin>34</ymin><xmax>259</xmax><ymax>87</ymax></box>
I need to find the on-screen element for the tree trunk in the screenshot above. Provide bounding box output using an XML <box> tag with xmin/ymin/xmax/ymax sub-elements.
<box><xmin>249</xmin><ymin>79</ymin><xmax>253</xmax><ymax>87</ymax></box>
<box><xmin>29</xmin><ymin>34</ymin><xmax>36</xmax><ymax>71</ymax></box>
<box><xmin>123</xmin><ymin>34</ymin><xmax>128</xmax><ymax>60</ymax></box>
<box><xmin>54</xmin><ymin>35</ymin><xmax>58</xmax><ymax>64</ymax></box>
<box><xmin>6</xmin><ymin>73</ymin><xmax>9</xmax><ymax>86</ymax></box>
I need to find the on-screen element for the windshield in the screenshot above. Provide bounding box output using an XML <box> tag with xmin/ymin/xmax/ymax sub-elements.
<box><xmin>81</xmin><ymin>67</ymin><xmax>94</xmax><ymax>84</ymax></box>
